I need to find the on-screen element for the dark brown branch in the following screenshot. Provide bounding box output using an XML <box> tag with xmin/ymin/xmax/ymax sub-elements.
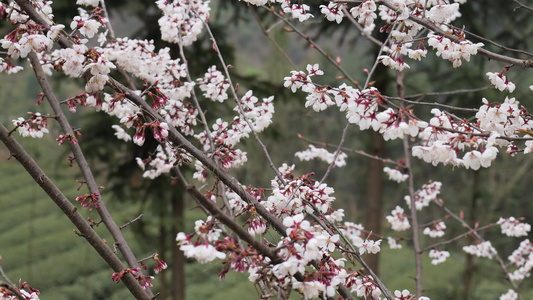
<box><xmin>0</xmin><ymin>281</ymin><xmax>25</xmax><ymax>300</ymax></box>
<box><xmin>184</xmin><ymin>183</ymin><xmax>281</xmax><ymax>263</ymax></box>
<box><xmin>0</xmin><ymin>122</ymin><xmax>151</xmax><ymax>300</ymax></box>
<box><xmin>109</xmin><ymin>78</ymin><xmax>289</xmax><ymax>237</ymax></box>
<box><xmin>27</xmin><ymin>52</ymin><xmax>153</xmax><ymax>298</ymax></box>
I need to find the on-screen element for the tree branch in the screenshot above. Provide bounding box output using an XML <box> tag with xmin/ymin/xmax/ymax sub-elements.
<box><xmin>27</xmin><ymin>51</ymin><xmax>153</xmax><ymax>297</ymax></box>
<box><xmin>0</xmin><ymin>122</ymin><xmax>151</xmax><ymax>300</ymax></box>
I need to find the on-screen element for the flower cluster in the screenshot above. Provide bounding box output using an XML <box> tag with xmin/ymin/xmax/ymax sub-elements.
<box><xmin>405</xmin><ymin>181</ymin><xmax>442</xmax><ymax>211</ymax></box>
<box><xmin>295</xmin><ymin>145</ymin><xmax>347</xmax><ymax>167</ymax></box>
<box><xmin>136</xmin><ymin>144</ymin><xmax>191</xmax><ymax>179</ymax></box>
<box><xmin>176</xmin><ymin>216</ymin><xmax>226</xmax><ymax>264</ymax></box>
<box><xmin>463</xmin><ymin>241</ymin><xmax>497</xmax><ymax>259</ymax></box>
<box><xmin>12</xmin><ymin>113</ymin><xmax>50</xmax><ymax>138</ymax></box>
<box><xmin>507</xmin><ymin>239</ymin><xmax>532</xmax><ymax>282</ymax></box>
<box><xmin>414</xmin><ymin>107</ymin><xmax>504</xmax><ymax>169</ymax></box>
<box><xmin>156</xmin><ymin>0</ymin><xmax>210</xmax><ymax>46</ymax></box>
<box><xmin>152</xmin><ymin>253</ymin><xmax>168</xmax><ymax>274</ymax></box>
<box><xmin>386</xmin><ymin>206</ymin><xmax>410</xmax><ymax>231</ymax></box>
<box><xmin>497</xmin><ymin>217</ymin><xmax>531</xmax><ymax>237</ymax></box>
<box><xmin>197</xmin><ymin>66</ymin><xmax>230</xmax><ymax>103</ymax></box>
<box><xmin>487</xmin><ymin>71</ymin><xmax>516</xmax><ymax>93</ymax></box>
<box><xmin>427</xmin><ymin>33</ymin><xmax>484</xmax><ymax>68</ymax></box>
<box><xmin>383</xmin><ymin>166</ymin><xmax>408</xmax><ymax>183</ymax></box>
<box><xmin>423</xmin><ymin>221</ymin><xmax>446</xmax><ymax>238</ymax></box>
<box><xmin>428</xmin><ymin>249</ymin><xmax>450</xmax><ymax>265</ymax></box>
<box><xmin>499</xmin><ymin>289</ymin><xmax>518</xmax><ymax>300</ymax></box>
<box><xmin>350</xmin><ymin>0</ymin><xmax>377</xmax><ymax>34</ymax></box>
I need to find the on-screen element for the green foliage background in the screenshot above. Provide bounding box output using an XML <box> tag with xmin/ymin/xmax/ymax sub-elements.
<box><xmin>1</xmin><ymin>0</ymin><xmax>533</xmax><ymax>299</ymax></box>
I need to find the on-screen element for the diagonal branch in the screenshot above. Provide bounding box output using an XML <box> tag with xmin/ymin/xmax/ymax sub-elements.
<box><xmin>0</xmin><ymin>122</ymin><xmax>151</xmax><ymax>300</ymax></box>
<box><xmin>27</xmin><ymin>51</ymin><xmax>153</xmax><ymax>297</ymax></box>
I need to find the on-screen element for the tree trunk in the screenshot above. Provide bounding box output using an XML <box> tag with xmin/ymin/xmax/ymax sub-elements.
<box><xmin>158</xmin><ymin>224</ymin><xmax>168</xmax><ymax>300</ymax></box>
<box><xmin>463</xmin><ymin>170</ymin><xmax>479</xmax><ymax>299</ymax></box>
<box><xmin>171</xmin><ymin>188</ymin><xmax>186</xmax><ymax>300</ymax></box>
<box><xmin>363</xmin><ymin>131</ymin><xmax>385</xmax><ymax>275</ymax></box>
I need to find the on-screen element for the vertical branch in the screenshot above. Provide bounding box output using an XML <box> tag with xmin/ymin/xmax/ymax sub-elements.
<box><xmin>397</xmin><ymin>70</ymin><xmax>423</xmax><ymax>296</ymax></box>
<box><xmin>462</xmin><ymin>170</ymin><xmax>478</xmax><ymax>300</ymax></box>
<box><xmin>319</xmin><ymin>122</ymin><xmax>350</xmax><ymax>184</ymax></box>
<box><xmin>200</xmin><ymin>20</ymin><xmax>285</xmax><ymax>184</ymax></box>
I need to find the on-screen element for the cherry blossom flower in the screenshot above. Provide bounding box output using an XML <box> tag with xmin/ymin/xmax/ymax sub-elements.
<box><xmin>386</xmin><ymin>206</ymin><xmax>410</xmax><ymax>231</ymax></box>
<box><xmin>248</xmin><ymin>216</ymin><xmax>267</xmax><ymax>235</ymax></box>
<box><xmin>486</xmin><ymin>72</ymin><xmax>516</xmax><ymax>93</ymax></box>
<box><xmin>405</xmin><ymin>181</ymin><xmax>442</xmax><ymax>211</ymax></box>
<box><xmin>157</xmin><ymin>0</ymin><xmax>210</xmax><ymax>46</ymax></box>
<box><xmin>111</xmin><ymin>125</ymin><xmax>132</xmax><ymax>142</ymax></box>
<box><xmin>388</xmin><ymin>237</ymin><xmax>402</xmax><ymax>249</ymax></box>
<box><xmin>350</xmin><ymin>0</ymin><xmax>377</xmax><ymax>34</ymax></box>
<box><xmin>295</xmin><ymin>145</ymin><xmax>347</xmax><ymax>167</ymax></box>
<box><xmin>423</xmin><ymin>221</ymin><xmax>446</xmax><ymax>238</ymax></box>
<box><xmin>76</xmin><ymin>0</ymin><xmax>101</xmax><ymax>7</ymax></box>
<box><xmin>426</xmin><ymin>3</ymin><xmax>461</xmax><ymax>24</ymax></box>
<box><xmin>320</xmin><ymin>2</ymin><xmax>344</xmax><ymax>24</ymax></box>
<box><xmin>383</xmin><ymin>166</ymin><xmax>408</xmax><ymax>183</ymax></box>
<box><xmin>71</xmin><ymin>15</ymin><xmax>101</xmax><ymax>38</ymax></box>
<box><xmin>394</xmin><ymin>289</ymin><xmax>412</xmax><ymax>300</ymax></box>
<box><xmin>359</xmin><ymin>239</ymin><xmax>381</xmax><ymax>255</ymax></box>
<box><xmin>463</xmin><ymin>241</ymin><xmax>497</xmax><ymax>259</ymax></box>
<box><xmin>181</xmin><ymin>244</ymin><xmax>225</xmax><ymax>264</ymax></box>
<box><xmin>498</xmin><ymin>217</ymin><xmax>531</xmax><ymax>237</ymax></box>
<box><xmin>499</xmin><ymin>289</ymin><xmax>518</xmax><ymax>300</ymax></box>
<box><xmin>429</xmin><ymin>249</ymin><xmax>450</xmax><ymax>265</ymax></box>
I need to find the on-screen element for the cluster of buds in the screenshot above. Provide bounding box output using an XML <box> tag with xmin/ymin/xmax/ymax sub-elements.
<box><xmin>75</xmin><ymin>191</ymin><xmax>100</xmax><ymax>211</ymax></box>
<box><xmin>111</xmin><ymin>267</ymin><xmax>154</xmax><ymax>290</ymax></box>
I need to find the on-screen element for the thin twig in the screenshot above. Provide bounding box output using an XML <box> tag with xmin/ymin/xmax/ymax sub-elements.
<box><xmin>419</xmin><ymin>224</ymin><xmax>493</xmax><ymax>253</ymax></box>
<box><xmin>320</xmin><ymin>122</ymin><xmax>350</xmax><ymax>184</ymax></box>
<box><xmin>397</xmin><ymin>69</ymin><xmax>423</xmax><ymax>296</ymax></box>
<box><xmin>0</xmin><ymin>266</ymin><xmax>14</xmax><ymax>287</ymax></box>
<box><xmin>200</xmin><ymin>18</ymin><xmax>286</xmax><ymax>184</ymax></box>
<box><xmin>249</xmin><ymin>7</ymin><xmax>298</xmax><ymax>70</ymax></box>
<box><xmin>404</xmin><ymin>86</ymin><xmax>490</xmax><ymax>100</ymax></box>
<box><xmin>433</xmin><ymin>199</ymin><xmax>522</xmax><ymax>299</ymax></box>
<box><xmin>514</xmin><ymin>0</ymin><xmax>533</xmax><ymax>13</ymax></box>
<box><xmin>342</xmin><ymin>6</ymin><xmax>384</xmax><ymax>47</ymax></box>
<box><xmin>297</xmin><ymin>133</ymin><xmax>400</xmax><ymax>166</ymax></box>
<box><xmin>120</xmin><ymin>214</ymin><xmax>143</xmax><ymax>229</ymax></box>
<box><xmin>265</xmin><ymin>6</ymin><xmax>358</xmax><ymax>85</ymax></box>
